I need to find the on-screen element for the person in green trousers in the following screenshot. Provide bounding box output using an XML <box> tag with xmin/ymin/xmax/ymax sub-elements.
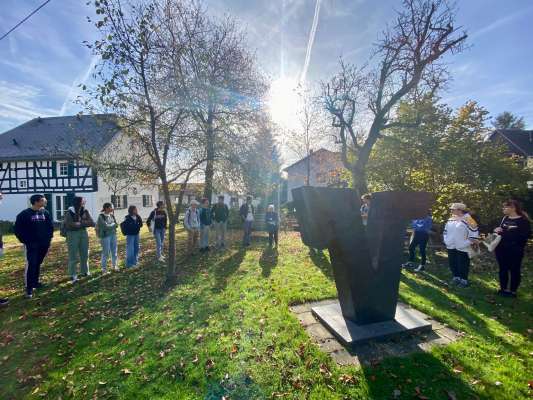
<box><xmin>63</xmin><ymin>196</ymin><xmax>95</xmax><ymax>283</ymax></box>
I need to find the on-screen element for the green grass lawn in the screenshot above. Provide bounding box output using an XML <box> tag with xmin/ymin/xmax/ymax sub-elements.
<box><xmin>0</xmin><ymin>229</ymin><xmax>531</xmax><ymax>399</ymax></box>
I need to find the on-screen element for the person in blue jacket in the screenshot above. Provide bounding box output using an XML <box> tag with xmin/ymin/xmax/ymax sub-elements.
<box><xmin>402</xmin><ymin>211</ymin><xmax>432</xmax><ymax>272</ymax></box>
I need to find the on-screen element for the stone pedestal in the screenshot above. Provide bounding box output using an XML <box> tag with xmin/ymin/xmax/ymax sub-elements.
<box><xmin>311</xmin><ymin>301</ymin><xmax>432</xmax><ymax>347</ymax></box>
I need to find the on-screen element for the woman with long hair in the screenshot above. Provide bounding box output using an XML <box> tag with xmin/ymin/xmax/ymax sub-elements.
<box><xmin>63</xmin><ymin>196</ymin><xmax>95</xmax><ymax>282</ymax></box>
<box><xmin>493</xmin><ymin>199</ymin><xmax>531</xmax><ymax>297</ymax></box>
<box><xmin>96</xmin><ymin>202</ymin><xmax>118</xmax><ymax>272</ymax></box>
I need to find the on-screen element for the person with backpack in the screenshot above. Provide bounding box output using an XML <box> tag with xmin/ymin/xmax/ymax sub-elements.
<box><xmin>120</xmin><ymin>205</ymin><xmax>143</xmax><ymax>268</ymax></box>
<box><xmin>14</xmin><ymin>194</ymin><xmax>54</xmax><ymax>298</ymax></box>
<box><xmin>146</xmin><ymin>201</ymin><xmax>167</xmax><ymax>261</ymax></box>
<box><xmin>184</xmin><ymin>200</ymin><xmax>201</xmax><ymax>255</ymax></box>
<box><xmin>199</xmin><ymin>198</ymin><xmax>213</xmax><ymax>253</ymax></box>
<box><xmin>211</xmin><ymin>195</ymin><xmax>229</xmax><ymax>249</ymax></box>
<box><xmin>63</xmin><ymin>196</ymin><xmax>95</xmax><ymax>283</ymax></box>
<box><xmin>265</xmin><ymin>204</ymin><xmax>279</xmax><ymax>248</ymax></box>
<box><xmin>96</xmin><ymin>202</ymin><xmax>118</xmax><ymax>273</ymax></box>
<box><xmin>443</xmin><ymin>203</ymin><xmax>479</xmax><ymax>288</ymax></box>
<box><xmin>402</xmin><ymin>211</ymin><xmax>433</xmax><ymax>272</ymax></box>
<box><xmin>493</xmin><ymin>199</ymin><xmax>531</xmax><ymax>298</ymax></box>
<box><xmin>239</xmin><ymin>196</ymin><xmax>255</xmax><ymax>246</ymax></box>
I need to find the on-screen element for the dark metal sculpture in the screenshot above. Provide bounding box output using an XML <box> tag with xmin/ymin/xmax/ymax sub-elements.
<box><xmin>292</xmin><ymin>187</ymin><xmax>434</xmax><ymax>345</ymax></box>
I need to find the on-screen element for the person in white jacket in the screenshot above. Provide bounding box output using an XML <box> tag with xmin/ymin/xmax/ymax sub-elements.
<box><xmin>443</xmin><ymin>203</ymin><xmax>479</xmax><ymax>287</ymax></box>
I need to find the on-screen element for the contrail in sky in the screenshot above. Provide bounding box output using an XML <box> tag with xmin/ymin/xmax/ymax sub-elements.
<box><xmin>300</xmin><ymin>0</ymin><xmax>322</xmax><ymax>84</ymax></box>
<box><xmin>60</xmin><ymin>55</ymin><xmax>99</xmax><ymax>116</ymax></box>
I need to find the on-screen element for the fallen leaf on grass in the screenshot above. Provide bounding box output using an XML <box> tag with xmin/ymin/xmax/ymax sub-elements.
<box><xmin>192</xmin><ymin>355</ymin><xmax>199</xmax><ymax>364</ymax></box>
<box><xmin>452</xmin><ymin>365</ymin><xmax>463</xmax><ymax>374</ymax></box>
<box><xmin>121</xmin><ymin>368</ymin><xmax>132</xmax><ymax>375</ymax></box>
<box><xmin>319</xmin><ymin>364</ymin><xmax>331</xmax><ymax>378</ymax></box>
<box><xmin>339</xmin><ymin>374</ymin><xmax>357</xmax><ymax>385</ymax></box>
<box><xmin>495</xmin><ymin>381</ymin><xmax>503</xmax><ymax>386</ymax></box>
<box><xmin>98</xmin><ymin>381</ymin><xmax>107</xmax><ymax>385</ymax></box>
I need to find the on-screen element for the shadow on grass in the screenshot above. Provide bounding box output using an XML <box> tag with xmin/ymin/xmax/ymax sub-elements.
<box><xmin>259</xmin><ymin>246</ymin><xmax>278</xmax><ymax>277</ymax></box>
<box><xmin>211</xmin><ymin>248</ymin><xmax>247</xmax><ymax>293</ymax></box>
<box><xmin>308</xmin><ymin>248</ymin><xmax>334</xmax><ymax>281</ymax></box>
<box><xmin>361</xmin><ymin>350</ymin><xmax>490</xmax><ymax>400</ymax></box>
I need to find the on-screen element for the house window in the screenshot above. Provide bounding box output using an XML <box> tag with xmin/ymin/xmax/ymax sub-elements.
<box><xmin>111</xmin><ymin>195</ymin><xmax>128</xmax><ymax>209</ymax></box>
<box><xmin>19</xmin><ymin>180</ymin><xmax>27</xmax><ymax>188</ymax></box>
<box><xmin>55</xmin><ymin>195</ymin><xmax>67</xmax><ymax>221</ymax></box>
<box><xmin>142</xmin><ymin>195</ymin><xmax>153</xmax><ymax>208</ymax></box>
<box><xmin>58</xmin><ymin>162</ymin><xmax>69</xmax><ymax>177</ymax></box>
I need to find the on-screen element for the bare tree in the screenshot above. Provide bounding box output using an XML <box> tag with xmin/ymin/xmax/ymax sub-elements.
<box><xmin>85</xmin><ymin>0</ymin><xmax>206</xmax><ymax>284</ymax></box>
<box><xmin>283</xmin><ymin>86</ymin><xmax>332</xmax><ymax>185</ymax></box>
<box><xmin>322</xmin><ymin>0</ymin><xmax>467</xmax><ymax>195</ymax></box>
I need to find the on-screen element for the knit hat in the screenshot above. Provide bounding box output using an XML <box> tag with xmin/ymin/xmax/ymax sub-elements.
<box><xmin>449</xmin><ymin>202</ymin><xmax>467</xmax><ymax>211</ymax></box>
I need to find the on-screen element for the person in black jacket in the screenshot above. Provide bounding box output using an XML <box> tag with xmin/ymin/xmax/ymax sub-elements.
<box><xmin>0</xmin><ymin>192</ymin><xmax>9</xmax><ymax>306</ymax></box>
<box><xmin>494</xmin><ymin>199</ymin><xmax>531</xmax><ymax>297</ymax></box>
<box><xmin>146</xmin><ymin>201</ymin><xmax>167</xmax><ymax>261</ymax></box>
<box><xmin>121</xmin><ymin>205</ymin><xmax>143</xmax><ymax>268</ymax></box>
<box><xmin>239</xmin><ymin>196</ymin><xmax>254</xmax><ymax>246</ymax></box>
<box><xmin>212</xmin><ymin>195</ymin><xmax>229</xmax><ymax>249</ymax></box>
<box><xmin>14</xmin><ymin>194</ymin><xmax>54</xmax><ymax>298</ymax></box>
<box><xmin>265</xmin><ymin>204</ymin><xmax>279</xmax><ymax>247</ymax></box>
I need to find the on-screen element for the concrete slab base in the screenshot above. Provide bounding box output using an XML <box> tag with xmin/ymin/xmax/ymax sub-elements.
<box><xmin>311</xmin><ymin>301</ymin><xmax>432</xmax><ymax>347</ymax></box>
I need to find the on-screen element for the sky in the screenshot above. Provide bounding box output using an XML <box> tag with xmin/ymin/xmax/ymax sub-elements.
<box><xmin>1</xmin><ymin>0</ymin><xmax>532</xmax><ymax>142</ymax></box>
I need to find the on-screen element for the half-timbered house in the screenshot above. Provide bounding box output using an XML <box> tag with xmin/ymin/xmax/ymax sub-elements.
<box><xmin>0</xmin><ymin>114</ymin><xmax>159</xmax><ymax>222</ymax></box>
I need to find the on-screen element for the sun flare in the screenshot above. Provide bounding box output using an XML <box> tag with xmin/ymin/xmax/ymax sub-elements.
<box><xmin>268</xmin><ymin>77</ymin><xmax>301</xmax><ymax>130</ymax></box>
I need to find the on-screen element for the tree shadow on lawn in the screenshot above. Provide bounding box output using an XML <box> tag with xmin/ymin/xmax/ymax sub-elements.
<box><xmin>414</xmin><ymin>249</ymin><xmax>532</xmax><ymax>337</ymax></box>
<box><xmin>399</xmin><ymin>273</ymin><xmax>522</xmax><ymax>356</ymax></box>
<box><xmin>259</xmin><ymin>246</ymin><xmax>278</xmax><ymax>277</ymax></box>
<box><xmin>360</xmin><ymin>350</ymin><xmax>490</xmax><ymax>400</ymax></box>
<box><xmin>308</xmin><ymin>248</ymin><xmax>334</xmax><ymax>281</ymax></box>
<box><xmin>0</xmin><ymin>236</ymin><xmax>190</xmax><ymax>399</ymax></box>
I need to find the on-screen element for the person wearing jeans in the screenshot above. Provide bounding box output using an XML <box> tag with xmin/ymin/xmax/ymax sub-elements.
<box><xmin>443</xmin><ymin>203</ymin><xmax>479</xmax><ymax>288</ymax></box>
<box><xmin>265</xmin><ymin>204</ymin><xmax>279</xmax><ymax>247</ymax></box>
<box><xmin>0</xmin><ymin>192</ymin><xmax>9</xmax><ymax>306</ymax></box>
<box><xmin>211</xmin><ymin>195</ymin><xmax>229</xmax><ymax>248</ymax></box>
<box><xmin>120</xmin><ymin>205</ymin><xmax>143</xmax><ymax>268</ymax></box>
<box><xmin>199</xmin><ymin>198</ymin><xmax>212</xmax><ymax>253</ymax></box>
<box><xmin>63</xmin><ymin>196</ymin><xmax>95</xmax><ymax>283</ymax></box>
<box><xmin>239</xmin><ymin>196</ymin><xmax>255</xmax><ymax>246</ymax></box>
<box><xmin>14</xmin><ymin>194</ymin><xmax>54</xmax><ymax>298</ymax></box>
<box><xmin>493</xmin><ymin>199</ymin><xmax>531</xmax><ymax>297</ymax></box>
<box><xmin>184</xmin><ymin>200</ymin><xmax>200</xmax><ymax>255</ymax></box>
<box><xmin>403</xmin><ymin>213</ymin><xmax>432</xmax><ymax>272</ymax></box>
<box><xmin>147</xmin><ymin>201</ymin><xmax>167</xmax><ymax>261</ymax></box>
<box><xmin>96</xmin><ymin>203</ymin><xmax>118</xmax><ymax>272</ymax></box>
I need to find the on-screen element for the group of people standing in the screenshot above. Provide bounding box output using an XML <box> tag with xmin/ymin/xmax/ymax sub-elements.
<box><xmin>182</xmin><ymin>195</ymin><xmax>279</xmax><ymax>255</ymax></box>
<box><xmin>7</xmin><ymin>194</ymin><xmax>167</xmax><ymax>298</ymax></box>
<box><xmin>401</xmin><ymin>198</ymin><xmax>530</xmax><ymax>297</ymax></box>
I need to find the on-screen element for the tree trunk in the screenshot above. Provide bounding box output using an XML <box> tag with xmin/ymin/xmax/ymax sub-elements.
<box><xmin>161</xmin><ymin>179</ymin><xmax>178</xmax><ymax>286</ymax></box>
<box><xmin>203</xmin><ymin>111</ymin><xmax>215</xmax><ymax>201</ymax></box>
<box><xmin>351</xmin><ymin>123</ymin><xmax>382</xmax><ymax>197</ymax></box>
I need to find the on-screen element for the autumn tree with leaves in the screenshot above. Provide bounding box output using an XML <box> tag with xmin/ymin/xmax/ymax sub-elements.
<box><xmin>84</xmin><ymin>0</ymin><xmax>207</xmax><ymax>284</ymax></box>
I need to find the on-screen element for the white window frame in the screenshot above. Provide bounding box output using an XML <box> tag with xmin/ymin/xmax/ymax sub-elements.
<box><xmin>19</xmin><ymin>179</ymin><xmax>27</xmax><ymax>188</ymax></box>
<box><xmin>58</xmin><ymin>162</ymin><xmax>69</xmax><ymax>177</ymax></box>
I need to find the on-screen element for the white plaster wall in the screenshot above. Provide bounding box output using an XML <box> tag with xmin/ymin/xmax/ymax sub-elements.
<box><xmin>0</xmin><ymin>193</ymin><xmax>31</xmax><ymax>221</ymax></box>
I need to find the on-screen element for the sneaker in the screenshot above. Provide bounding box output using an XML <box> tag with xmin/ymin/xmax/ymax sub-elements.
<box><xmin>158</xmin><ymin>256</ymin><xmax>165</xmax><ymax>262</ymax></box>
<box><xmin>25</xmin><ymin>289</ymin><xmax>33</xmax><ymax>299</ymax></box>
<box><xmin>70</xmin><ymin>275</ymin><xmax>78</xmax><ymax>284</ymax></box>
<box><xmin>113</xmin><ymin>266</ymin><xmax>120</xmax><ymax>271</ymax></box>
<box><xmin>497</xmin><ymin>289</ymin><xmax>511</xmax><ymax>297</ymax></box>
<box><xmin>457</xmin><ymin>279</ymin><xmax>469</xmax><ymax>288</ymax></box>
<box><xmin>450</xmin><ymin>276</ymin><xmax>461</xmax><ymax>285</ymax></box>
<box><xmin>414</xmin><ymin>264</ymin><xmax>425</xmax><ymax>272</ymax></box>
<box><xmin>0</xmin><ymin>298</ymin><xmax>9</xmax><ymax>307</ymax></box>
<box><xmin>401</xmin><ymin>262</ymin><xmax>414</xmax><ymax>269</ymax></box>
